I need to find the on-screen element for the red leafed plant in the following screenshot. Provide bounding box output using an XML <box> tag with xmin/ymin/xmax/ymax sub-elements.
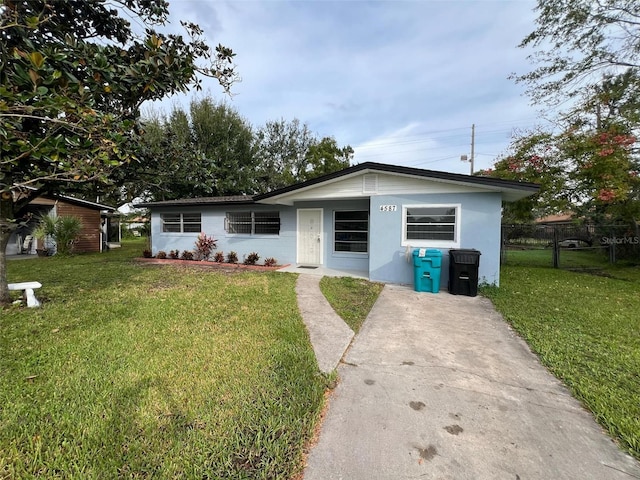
<box><xmin>194</xmin><ymin>232</ymin><xmax>217</xmax><ymax>261</ymax></box>
<box><xmin>263</xmin><ymin>257</ymin><xmax>277</xmax><ymax>267</ymax></box>
<box><xmin>244</xmin><ymin>252</ymin><xmax>260</xmax><ymax>265</ymax></box>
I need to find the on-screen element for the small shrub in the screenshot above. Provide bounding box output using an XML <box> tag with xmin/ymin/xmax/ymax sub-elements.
<box><xmin>33</xmin><ymin>214</ymin><xmax>83</xmax><ymax>256</ymax></box>
<box><xmin>244</xmin><ymin>252</ymin><xmax>260</xmax><ymax>265</ymax></box>
<box><xmin>214</xmin><ymin>251</ymin><xmax>225</xmax><ymax>263</ymax></box>
<box><xmin>226</xmin><ymin>251</ymin><xmax>238</xmax><ymax>264</ymax></box>
<box><xmin>181</xmin><ymin>250</ymin><xmax>194</xmax><ymax>261</ymax></box>
<box><xmin>194</xmin><ymin>232</ymin><xmax>217</xmax><ymax>261</ymax></box>
<box><xmin>264</xmin><ymin>257</ymin><xmax>277</xmax><ymax>267</ymax></box>
<box><xmin>169</xmin><ymin>250</ymin><xmax>179</xmax><ymax>259</ymax></box>
<box><xmin>156</xmin><ymin>251</ymin><xmax>167</xmax><ymax>259</ymax></box>
<box><xmin>142</xmin><ymin>249</ymin><xmax>152</xmax><ymax>258</ymax></box>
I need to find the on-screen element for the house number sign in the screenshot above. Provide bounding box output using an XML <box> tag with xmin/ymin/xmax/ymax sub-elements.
<box><xmin>379</xmin><ymin>205</ymin><xmax>397</xmax><ymax>212</ymax></box>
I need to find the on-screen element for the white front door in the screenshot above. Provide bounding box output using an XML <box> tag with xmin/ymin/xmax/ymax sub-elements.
<box><xmin>297</xmin><ymin>209</ymin><xmax>323</xmax><ymax>265</ymax></box>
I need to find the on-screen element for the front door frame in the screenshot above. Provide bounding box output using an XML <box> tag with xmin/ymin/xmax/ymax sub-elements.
<box><xmin>296</xmin><ymin>208</ymin><xmax>323</xmax><ymax>265</ymax></box>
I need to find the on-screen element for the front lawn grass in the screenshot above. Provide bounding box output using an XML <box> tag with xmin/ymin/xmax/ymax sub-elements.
<box><xmin>481</xmin><ymin>264</ymin><xmax>640</xmax><ymax>458</ymax></box>
<box><xmin>319</xmin><ymin>276</ymin><xmax>384</xmax><ymax>333</ymax></box>
<box><xmin>503</xmin><ymin>246</ymin><xmax>612</xmax><ymax>269</ymax></box>
<box><xmin>1</xmin><ymin>240</ymin><xmax>326</xmax><ymax>479</ymax></box>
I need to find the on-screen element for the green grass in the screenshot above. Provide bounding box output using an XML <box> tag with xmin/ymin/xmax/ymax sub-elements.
<box><xmin>481</xmin><ymin>264</ymin><xmax>640</xmax><ymax>458</ymax></box>
<box><xmin>1</xmin><ymin>240</ymin><xmax>327</xmax><ymax>479</ymax></box>
<box><xmin>503</xmin><ymin>246</ymin><xmax>613</xmax><ymax>269</ymax></box>
<box><xmin>319</xmin><ymin>276</ymin><xmax>384</xmax><ymax>333</ymax></box>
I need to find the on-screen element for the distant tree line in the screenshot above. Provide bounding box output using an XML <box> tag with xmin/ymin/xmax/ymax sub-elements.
<box><xmin>86</xmin><ymin>96</ymin><xmax>353</xmax><ymax>205</ymax></box>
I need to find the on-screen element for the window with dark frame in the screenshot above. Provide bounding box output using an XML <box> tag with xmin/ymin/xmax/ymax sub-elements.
<box><xmin>254</xmin><ymin>211</ymin><xmax>281</xmax><ymax>234</ymax></box>
<box><xmin>334</xmin><ymin>210</ymin><xmax>368</xmax><ymax>253</ymax></box>
<box><xmin>405</xmin><ymin>206</ymin><xmax>457</xmax><ymax>242</ymax></box>
<box><xmin>226</xmin><ymin>212</ymin><xmax>252</xmax><ymax>234</ymax></box>
<box><xmin>226</xmin><ymin>211</ymin><xmax>280</xmax><ymax>235</ymax></box>
<box><xmin>161</xmin><ymin>213</ymin><xmax>201</xmax><ymax>233</ymax></box>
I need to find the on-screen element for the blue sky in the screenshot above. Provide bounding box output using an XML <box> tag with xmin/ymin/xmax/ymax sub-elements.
<box><xmin>149</xmin><ymin>0</ymin><xmax>550</xmax><ymax>175</ymax></box>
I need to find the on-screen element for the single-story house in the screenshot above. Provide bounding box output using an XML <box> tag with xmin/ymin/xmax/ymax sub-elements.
<box><xmin>6</xmin><ymin>194</ymin><xmax>119</xmax><ymax>255</ymax></box>
<box><xmin>138</xmin><ymin>162</ymin><xmax>539</xmax><ymax>286</ymax></box>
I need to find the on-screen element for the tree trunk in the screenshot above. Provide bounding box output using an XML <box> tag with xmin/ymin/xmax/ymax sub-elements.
<box><xmin>0</xmin><ymin>194</ymin><xmax>17</xmax><ymax>305</ymax></box>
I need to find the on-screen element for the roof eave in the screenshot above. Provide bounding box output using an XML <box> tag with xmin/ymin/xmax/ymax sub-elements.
<box><xmin>135</xmin><ymin>198</ymin><xmax>257</xmax><ymax>208</ymax></box>
<box><xmin>254</xmin><ymin>162</ymin><xmax>539</xmax><ymax>203</ymax></box>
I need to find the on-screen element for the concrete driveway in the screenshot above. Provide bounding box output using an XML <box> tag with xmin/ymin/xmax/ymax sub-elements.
<box><xmin>304</xmin><ymin>284</ymin><xmax>640</xmax><ymax>480</ymax></box>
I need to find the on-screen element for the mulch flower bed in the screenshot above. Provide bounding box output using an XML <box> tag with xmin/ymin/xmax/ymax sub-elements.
<box><xmin>135</xmin><ymin>257</ymin><xmax>287</xmax><ymax>272</ymax></box>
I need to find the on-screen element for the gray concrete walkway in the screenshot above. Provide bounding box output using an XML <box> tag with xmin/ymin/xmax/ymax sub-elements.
<box><xmin>302</xmin><ymin>282</ymin><xmax>640</xmax><ymax>480</ymax></box>
<box><xmin>296</xmin><ymin>274</ymin><xmax>354</xmax><ymax>373</ymax></box>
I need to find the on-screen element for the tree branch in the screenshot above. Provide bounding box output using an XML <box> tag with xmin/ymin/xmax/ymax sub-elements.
<box><xmin>0</xmin><ymin>113</ymin><xmax>89</xmax><ymax>132</ymax></box>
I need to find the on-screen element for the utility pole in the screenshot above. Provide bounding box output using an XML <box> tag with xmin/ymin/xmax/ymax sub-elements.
<box><xmin>470</xmin><ymin>123</ymin><xmax>475</xmax><ymax>175</ymax></box>
<box><xmin>460</xmin><ymin>123</ymin><xmax>476</xmax><ymax>175</ymax></box>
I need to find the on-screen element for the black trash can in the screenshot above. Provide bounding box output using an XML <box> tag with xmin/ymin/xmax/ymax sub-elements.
<box><xmin>448</xmin><ymin>249</ymin><xmax>481</xmax><ymax>296</ymax></box>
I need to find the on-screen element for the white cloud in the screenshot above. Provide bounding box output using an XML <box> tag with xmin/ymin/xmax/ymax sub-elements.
<box><xmin>149</xmin><ymin>0</ymin><xmax>544</xmax><ymax>174</ymax></box>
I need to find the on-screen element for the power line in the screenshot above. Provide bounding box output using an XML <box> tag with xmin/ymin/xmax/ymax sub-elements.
<box><xmin>353</xmin><ymin>118</ymin><xmax>546</xmax><ymax>151</ymax></box>
<box><xmin>412</xmin><ymin>155</ymin><xmax>461</xmax><ymax>166</ymax></box>
<box><xmin>354</xmin><ymin>144</ymin><xmax>470</xmax><ymax>159</ymax></box>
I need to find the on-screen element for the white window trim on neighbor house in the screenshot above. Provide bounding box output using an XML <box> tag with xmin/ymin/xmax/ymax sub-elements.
<box><xmin>161</xmin><ymin>213</ymin><xmax>202</xmax><ymax>233</ymax></box>
<box><xmin>401</xmin><ymin>204</ymin><xmax>461</xmax><ymax>248</ymax></box>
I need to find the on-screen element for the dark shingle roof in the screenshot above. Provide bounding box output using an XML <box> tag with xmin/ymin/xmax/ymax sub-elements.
<box><xmin>254</xmin><ymin>161</ymin><xmax>539</xmax><ymax>200</ymax></box>
<box><xmin>136</xmin><ymin>195</ymin><xmax>255</xmax><ymax>208</ymax></box>
<box><xmin>136</xmin><ymin>162</ymin><xmax>539</xmax><ymax>208</ymax></box>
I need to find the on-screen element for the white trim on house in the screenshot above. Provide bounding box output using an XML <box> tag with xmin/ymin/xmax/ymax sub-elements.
<box><xmin>258</xmin><ymin>170</ymin><xmax>498</xmax><ymax>206</ymax></box>
<box><xmin>401</xmin><ymin>203</ymin><xmax>462</xmax><ymax>249</ymax></box>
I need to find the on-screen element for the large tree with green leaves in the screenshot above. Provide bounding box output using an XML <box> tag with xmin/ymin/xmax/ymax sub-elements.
<box><xmin>0</xmin><ymin>0</ymin><xmax>237</xmax><ymax>304</ymax></box>
<box><xmin>479</xmin><ymin>130</ymin><xmax>572</xmax><ymax>223</ymax></box>
<box><xmin>120</xmin><ymin>98</ymin><xmax>256</xmax><ymax>202</ymax></box>
<box><xmin>253</xmin><ymin>119</ymin><xmax>316</xmax><ymax>192</ymax></box>
<box><xmin>300</xmin><ymin>137</ymin><xmax>353</xmax><ymax>182</ymax></box>
<box><xmin>253</xmin><ymin>119</ymin><xmax>353</xmax><ymax>193</ymax></box>
<box><xmin>188</xmin><ymin>98</ymin><xmax>257</xmax><ymax>197</ymax></box>
<box><xmin>483</xmin><ymin>124</ymin><xmax>640</xmax><ymax>225</ymax></box>
<box><xmin>81</xmin><ymin>108</ymin><xmax>351</xmax><ymax>203</ymax></box>
<box><xmin>99</xmin><ymin>107</ymin><xmax>201</xmax><ymax>204</ymax></box>
<box><xmin>483</xmin><ymin>83</ymin><xmax>640</xmax><ymax>225</ymax></box>
<box><xmin>514</xmin><ymin>0</ymin><xmax>640</xmax><ymax>109</ymax></box>
<box><xmin>497</xmin><ymin>0</ymin><xmax>640</xmax><ymax>230</ymax></box>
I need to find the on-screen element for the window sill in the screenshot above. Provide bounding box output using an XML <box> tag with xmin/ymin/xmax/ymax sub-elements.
<box><xmin>401</xmin><ymin>240</ymin><xmax>459</xmax><ymax>249</ymax></box>
<box><xmin>224</xmin><ymin>233</ymin><xmax>280</xmax><ymax>239</ymax></box>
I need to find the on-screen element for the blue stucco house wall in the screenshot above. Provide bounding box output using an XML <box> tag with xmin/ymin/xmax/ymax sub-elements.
<box><xmin>368</xmin><ymin>192</ymin><xmax>503</xmax><ymax>286</ymax></box>
<box><xmin>140</xmin><ymin>162</ymin><xmax>537</xmax><ymax>287</ymax></box>
<box><xmin>148</xmin><ymin>204</ymin><xmax>299</xmax><ymax>265</ymax></box>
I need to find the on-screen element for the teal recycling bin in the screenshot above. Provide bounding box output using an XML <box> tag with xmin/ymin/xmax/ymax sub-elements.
<box><xmin>412</xmin><ymin>249</ymin><xmax>442</xmax><ymax>293</ymax></box>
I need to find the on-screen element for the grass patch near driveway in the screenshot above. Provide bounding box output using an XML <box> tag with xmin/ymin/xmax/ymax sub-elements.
<box><xmin>1</xmin><ymin>241</ymin><xmax>326</xmax><ymax>479</ymax></box>
<box><xmin>481</xmin><ymin>265</ymin><xmax>640</xmax><ymax>458</ymax></box>
<box><xmin>502</xmin><ymin>247</ymin><xmax>612</xmax><ymax>269</ymax></box>
<box><xmin>319</xmin><ymin>277</ymin><xmax>384</xmax><ymax>333</ymax></box>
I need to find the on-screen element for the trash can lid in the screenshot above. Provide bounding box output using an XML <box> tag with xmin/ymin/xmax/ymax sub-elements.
<box><xmin>413</xmin><ymin>248</ymin><xmax>442</xmax><ymax>257</ymax></box>
<box><xmin>449</xmin><ymin>248</ymin><xmax>481</xmax><ymax>264</ymax></box>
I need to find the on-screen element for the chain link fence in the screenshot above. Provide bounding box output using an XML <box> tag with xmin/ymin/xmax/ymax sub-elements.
<box><xmin>501</xmin><ymin>223</ymin><xmax>640</xmax><ymax>269</ymax></box>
